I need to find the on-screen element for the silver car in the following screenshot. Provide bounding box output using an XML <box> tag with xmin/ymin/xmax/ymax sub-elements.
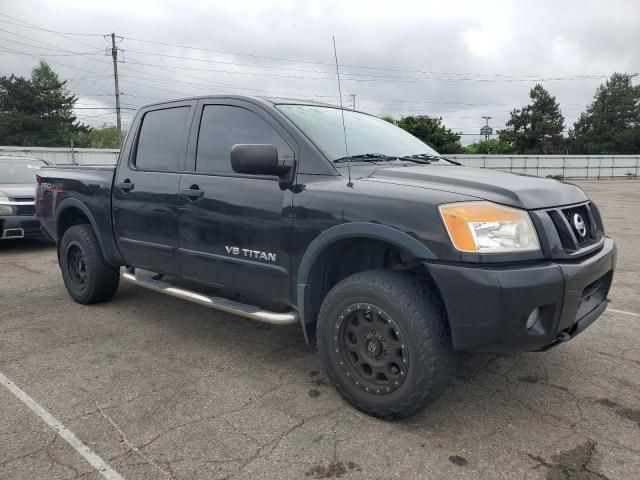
<box><xmin>0</xmin><ymin>155</ymin><xmax>49</xmax><ymax>240</ymax></box>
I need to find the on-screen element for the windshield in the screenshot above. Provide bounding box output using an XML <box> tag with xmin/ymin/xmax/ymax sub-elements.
<box><xmin>276</xmin><ymin>105</ymin><xmax>440</xmax><ymax>162</ymax></box>
<box><xmin>0</xmin><ymin>158</ymin><xmax>46</xmax><ymax>184</ymax></box>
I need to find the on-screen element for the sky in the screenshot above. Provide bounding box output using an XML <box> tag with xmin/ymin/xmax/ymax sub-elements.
<box><xmin>1</xmin><ymin>0</ymin><xmax>638</xmax><ymax>145</ymax></box>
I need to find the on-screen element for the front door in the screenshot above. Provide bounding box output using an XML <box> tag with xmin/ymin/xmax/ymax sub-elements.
<box><xmin>113</xmin><ymin>102</ymin><xmax>194</xmax><ymax>275</ymax></box>
<box><xmin>177</xmin><ymin>100</ymin><xmax>296</xmax><ymax>306</ymax></box>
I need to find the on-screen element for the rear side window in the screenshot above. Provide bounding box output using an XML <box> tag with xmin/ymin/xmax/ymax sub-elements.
<box><xmin>196</xmin><ymin>105</ymin><xmax>291</xmax><ymax>174</ymax></box>
<box><xmin>135</xmin><ymin>106</ymin><xmax>190</xmax><ymax>171</ymax></box>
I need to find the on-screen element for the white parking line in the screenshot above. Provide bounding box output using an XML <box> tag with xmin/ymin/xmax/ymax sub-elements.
<box><xmin>0</xmin><ymin>372</ymin><xmax>125</xmax><ymax>480</ymax></box>
<box><xmin>607</xmin><ymin>308</ymin><xmax>640</xmax><ymax>317</ymax></box>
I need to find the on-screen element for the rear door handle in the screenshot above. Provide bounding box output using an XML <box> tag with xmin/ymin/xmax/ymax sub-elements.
<box><xmin>182</xmin><ymin>188</ymin><xmax>204</xmax><ymax>199</ymax></box>
<box><xmin>116</xmin><ymin>180</ymin><xmax>134</xmax><ymax>192</ymax></box>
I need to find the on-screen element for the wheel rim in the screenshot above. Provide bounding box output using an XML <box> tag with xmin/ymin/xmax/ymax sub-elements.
<box><xmin>66</xmin><ymin>242</ymin><xmax>87</xmax><ymax>288</ymax></box>
<box><xmin>334</xmin><ymin>303</ymin><xmax>409</xmax><ymax>395</ymax></box>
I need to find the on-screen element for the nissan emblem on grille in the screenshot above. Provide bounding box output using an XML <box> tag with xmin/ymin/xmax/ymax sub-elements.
<box><xmin>573</xmin><ymin>213</ymin><xmax>587</xmax><ymax>238</ymax></box>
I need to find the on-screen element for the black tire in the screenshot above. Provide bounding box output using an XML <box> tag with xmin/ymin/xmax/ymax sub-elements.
<box><xmin>317</xmin><ymin>269</ymin><xmax>456</xmax><ymax>420</ymax></box>
<box><xmin>59</xmin><ymin>224</ymin><xmax>120</xmax><ymax>304</ymax></box>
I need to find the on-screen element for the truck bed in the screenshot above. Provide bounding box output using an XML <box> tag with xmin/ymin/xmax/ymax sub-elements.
<box><xmin>36</xmin><ymin>165</ymin><xmax>120</xmax><ymax>263</ymax></box>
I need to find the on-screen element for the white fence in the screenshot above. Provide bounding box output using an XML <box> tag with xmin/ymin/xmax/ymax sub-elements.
<box><xmin>2</xmin><ymin>147</ymin><xmax>639</xmax><ymax>178</ymax></box>
<box><xmin>449</xmin><ymin>154</ymin><xmax>640</xmax><ymax>178</ymax></box>
<box><xmin>0</xmin><ymin>146</ymin><xmax>119</xmax><ymax>165</ymax></box>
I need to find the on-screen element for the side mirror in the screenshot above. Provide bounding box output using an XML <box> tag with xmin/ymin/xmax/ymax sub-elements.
<box><xmin>230</xmin><ymin>144</ymin><xmax>293</xmax><ymax>177</ymax></box>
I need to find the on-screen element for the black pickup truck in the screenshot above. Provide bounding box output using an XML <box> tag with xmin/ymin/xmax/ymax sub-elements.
<box><xmin>36</xmin><ymin>96</ymin><xmax>616</xmax><ymax>419</ymax></box>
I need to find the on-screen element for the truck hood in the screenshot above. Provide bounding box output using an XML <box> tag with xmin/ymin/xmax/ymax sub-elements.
<box><xmin>363</xmin><ymin>165</ymin><xmax>588</xmax><ymax>209</ymax></box>
<box><xmin>0</xmin><ymin>184</ymin><xmax>36</xmax><ymax>199</ymax></box>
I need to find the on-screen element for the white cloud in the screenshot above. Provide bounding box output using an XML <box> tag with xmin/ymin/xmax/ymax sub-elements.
<box><xmin>1</xmin><ymin>0</ymin><xmax>638</xmax><ymax>144</ymax></box>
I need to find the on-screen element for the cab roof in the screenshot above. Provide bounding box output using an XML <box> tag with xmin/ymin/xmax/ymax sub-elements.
<box><xmin>138</xmin><ymin>94</ymin><xmax>340</xmax><ymax>110</ymax></box>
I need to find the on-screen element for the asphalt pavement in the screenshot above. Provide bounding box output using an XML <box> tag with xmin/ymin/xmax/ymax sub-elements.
<box><xmin>1</xmin><ymin>179</ymin><xmax>639</xmax><ymax>479</ymax></box>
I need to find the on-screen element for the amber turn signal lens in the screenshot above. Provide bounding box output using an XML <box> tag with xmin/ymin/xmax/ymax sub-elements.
<box><xmin>438</xmin><ymin>201</ymin><xmax>539</xmax><ymax>253</ymax></box>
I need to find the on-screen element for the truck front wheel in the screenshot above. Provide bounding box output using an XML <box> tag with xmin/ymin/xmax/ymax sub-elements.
<box><xmin>60</xmin><ymin>224</ymin><xmax>120</xmax><ymax>304</ymax></box>
<box><xmin>317</xmin><ymin>269</ymin><xmax>456</xmax><ymax>420</ymax></box>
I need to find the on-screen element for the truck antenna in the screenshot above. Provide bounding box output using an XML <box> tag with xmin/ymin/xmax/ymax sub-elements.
<box><xmin>332</xmin><ymin>36</ymin><xmax>352</xmax><ymax>185</ymax></box>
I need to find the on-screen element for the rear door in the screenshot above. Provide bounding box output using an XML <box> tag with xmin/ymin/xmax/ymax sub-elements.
<box><xmin>113</xmin><ymin>101</ymin><xmax>195</xmax><ymax>275</ymax></box>
<box><xmin>177</xmin><ymin>98</ymin><xmax>297</xmax><ymax>306</ymax></box>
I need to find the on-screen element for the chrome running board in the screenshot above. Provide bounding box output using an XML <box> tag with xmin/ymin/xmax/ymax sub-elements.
<box><xmin>121</xmin><ymin>271</ymin><xmax>298</xmax><ymax>325</ymax></box>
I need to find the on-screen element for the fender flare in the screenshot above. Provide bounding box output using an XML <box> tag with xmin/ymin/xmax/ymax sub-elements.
<box><xmin>54</xmin><ymin>198</ymin><xmax>108</xmax><ymax>259</ymax></box>
<box><xmin>295</xmin><ymin>222</ymin><xmax>436</xmax><ymax>342</ymax></box>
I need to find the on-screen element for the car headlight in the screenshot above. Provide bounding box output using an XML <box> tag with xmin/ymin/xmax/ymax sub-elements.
<box><xmin>0</xmin><ymin>195</ymin><xmax>13</xmax><ymax>216</ymax></box>
<box><xmin>439</xmin><ymin>201</ymin><xmax>540</xmax><ymax>253</ymax></box>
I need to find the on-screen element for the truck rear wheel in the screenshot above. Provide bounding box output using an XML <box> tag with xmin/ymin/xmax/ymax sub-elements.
<box><xmin>317</xmin><ymin>269</ymin><xmax>455</xmax><ymax>420</ymax></box>
<box><xmin>60</xmin><ymin>224</ymin><xmax>120</xmax><ymax>304</ymax></box>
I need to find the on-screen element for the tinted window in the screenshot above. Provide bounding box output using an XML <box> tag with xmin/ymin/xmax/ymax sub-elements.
<box><xmin>135</xmin><ymin>106</ymin><xmax>190</xmax><ymax>171</ymax></box>
<box><xmin>196</xmin><ymin>105</ymin><xmax>291</xmax><ymax>174</ymax></box>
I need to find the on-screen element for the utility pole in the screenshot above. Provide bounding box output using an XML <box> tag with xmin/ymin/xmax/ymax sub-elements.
<box><xmin>349</xmin><ymin>94</ymin><xmax>356</xmax><ymax>110</ymax></box>
<box><xmin>110</xmin><ymin>33</ymin><xmax>123</xmax><ymax>148</ymax></box>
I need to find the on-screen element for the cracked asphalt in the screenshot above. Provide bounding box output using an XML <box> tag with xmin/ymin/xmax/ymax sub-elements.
<box><xmin>1</xmin><ymin>179</ymin><xmax>639</xmax><ymax>480</ymax></box>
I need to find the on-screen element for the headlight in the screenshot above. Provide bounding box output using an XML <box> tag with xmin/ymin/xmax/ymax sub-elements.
<box><xmin>439</xmin><ymin>201</ymin><xmax>540</xmax><ymax>253</ymax></box>
<box><xmin>0</xmin><ymin>195</ymin><xmax>13</xmax><ymax>216</ymax></box>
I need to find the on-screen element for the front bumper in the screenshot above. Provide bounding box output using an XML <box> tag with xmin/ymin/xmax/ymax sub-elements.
<box><xmin>427</xmin><ymin>238</ymin><xmax>617</xmax><ymax>352</ymax></box>
<box><xmin>1</xmin><ymin>215</ymin><xmax>45</xmax><ymax>239</ymax></box>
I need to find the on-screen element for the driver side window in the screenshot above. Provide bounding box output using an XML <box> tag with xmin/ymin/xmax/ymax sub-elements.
<box><xmin>195</xmin><ymin>105</ymin><xmax>292</xmax><ymax>174</ymax></box>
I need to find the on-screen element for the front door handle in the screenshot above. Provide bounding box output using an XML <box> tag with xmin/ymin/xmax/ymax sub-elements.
<box><xmin>116</xmin><ymin>180</ymin><xmax>134</xmax><ymax>192</ymax></box>
<box><xmin>182</xmin><ymin>188</ymin><xmax>204</xmax><ymax>199</ymax></box>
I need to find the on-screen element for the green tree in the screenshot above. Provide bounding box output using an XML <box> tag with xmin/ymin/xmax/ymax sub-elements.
<box><xmin>498</xmin><ymin>84</ymin><xmax>565</xmax><ymax>154</ymax></box>
<box><xmin>381</xmin><ymin>114</ymin><xmax>396</xmax><ymax>124</ymax></box>
<box><xmin>82</xmin><ymin>125</ymin><xmax>120</xmax><ymax>149</ymax></box>
<box><xmin>464</xmin><ymin>138</ymin><xmax>518</xmax><ymax>154</ymax></box>
<box><xmin>392</xmin><ymin>115</ymin><xmax>463</xmax><ymax>153</ymax></box>
<box><xmin>569</xmin><ymin>73</ymin><xmax>640</xmax><ymax>154</ymax></box>
<box><xmin>0</xmin><ymin>61</ymin><xmax>91</xmax><ymax>146</ymax></box>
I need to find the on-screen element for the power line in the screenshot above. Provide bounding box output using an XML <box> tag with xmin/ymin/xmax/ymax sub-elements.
<box><xmin>0</xmin><ymin>46</ymin><xmax>112</xmax><ymax>76</ymax></box>
<box><xmin>118</xmin><ymin>51</ymin><xmax>607</xmax><ymax>84</ymax></box>
<box><xmin>0</xmin><ymin>12</ymin><xmax>104</xmax><ymax>62</ymax></box>
<box><xmin>0</xmin><ymin>26</ymin><xmax>101</xmax><ymax>54</ymax></box>
<box><xmin>0</xmin><ymin>13</ymin><xmax>607</xmax><ymax>86</ymax></box>
<box><xmin>122</xmin><ymin>48</ymin><xmax>335</xmax><ymax>75</ymax></box>
<box><xmin>0</xmin><ymin>44</ymin><xmax>588</xmax><ymax>128</ymax></box>
<box><xmin>0</xmin><ymin>12</ymin><xmax>608</xmax><ymax>133</ymax></box>
<box><xmin>121</xmin><ymin>35</ymin><xmax>335</xmax><ymax>66</ymax></box>
<box><xmin>120</xmin><ymin>47</ymin><xmax>607</xmax><ymax>83</ymax></box>
<box><xmin>0</xmin><ymin>12</ymin><xmax>611</xmax><ymax>82</ymax></box>
<box><xmin>0</xmin><ymin>35</ymin><xmax>102</xmax><ymax>56</ymax></box>
<box><xmin>0</xmin><ymin>13</ymin><xmax>103</xmax><ymax>37</ymax></box>
<box><xmin>120</xmin><ymin>34</ymin><xmax>610</xmax><ymax>81</ymax></box>
<box><xmin>115</xmin><ymin>65</ymin><xmax>339</xmax><ymax>100</ymax></box>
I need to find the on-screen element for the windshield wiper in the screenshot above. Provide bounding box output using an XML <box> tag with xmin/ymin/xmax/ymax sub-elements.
<box><xmin>400</xmin><ymin>153</ymin><xmax>461</xmax><ymax>165</ymax></box>
<box><xmin>333</xmin><ymin>153</ymin><xmax>396</xmax><ymax>163</ymax></box>
<box><xmin>334</xmin><ymin>152</ymin><xmax>461</xmax><ymax>166</ymax></box>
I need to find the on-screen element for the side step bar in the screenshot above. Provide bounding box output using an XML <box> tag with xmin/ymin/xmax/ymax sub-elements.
<box><xmin>121</xmin><ymin>271</ymin><xmax>298</xmax><ymax>325</ymax></box>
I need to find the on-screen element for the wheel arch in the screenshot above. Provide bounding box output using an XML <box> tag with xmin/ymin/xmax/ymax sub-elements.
<box><xmin>295</xmin><ymin>222</ymin><xmax>438</xmax><ymax>344</ymax></box>
<box><xmin>55</xmin><ymin>199</ymin><xmax>107</xmax><ymax>260</ymax></box>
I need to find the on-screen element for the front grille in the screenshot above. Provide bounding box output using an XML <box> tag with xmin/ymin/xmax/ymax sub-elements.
<box><xmin>15</xmin><ymin>204</ymin><xmax>36</xmax><ymax>216</ymax></box>
<box><xmin>562</xmin><ymin>205</ymin><xmax>593</xmax><ymax>246</ymax></box>
<box><xmin>11</xmin><ymin>197</ymin><xmax>35</xmax><ymax>216</ymax></box>
<box><xmin>544</xmin><ymin>202</ymin><xmax>602</xmax><ymax>254</ymax></box>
